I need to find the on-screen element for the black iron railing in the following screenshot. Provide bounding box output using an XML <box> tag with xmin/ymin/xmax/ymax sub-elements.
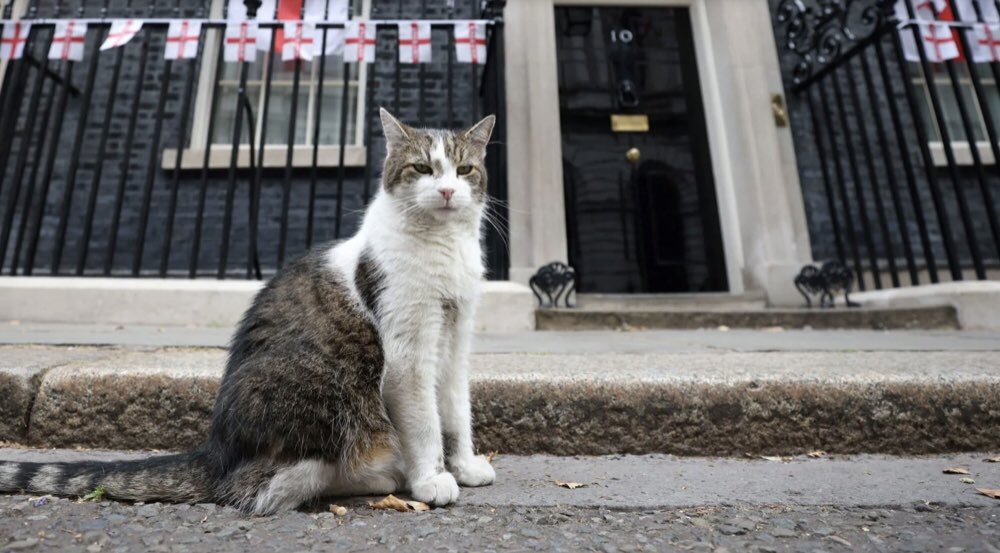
<box><xmin>0</xmin><ymin>0</ymin><xmax>509</xmax><ymax>280</ymax></box>
<box><xmin>775</xmin><ymin>0</ymin><xmax>1000</xmax><ymax>290</ymax></box>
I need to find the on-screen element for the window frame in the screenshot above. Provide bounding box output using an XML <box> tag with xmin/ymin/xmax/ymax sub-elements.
<box><xmin>910</xmin><ymin>65</ymin><xmax>1000</xmax><ymax>167</ymax></box>
<box><xmin>164</xmin><ymin>0</ymin><xmax>369</xmax><ymax>170</ymax></box>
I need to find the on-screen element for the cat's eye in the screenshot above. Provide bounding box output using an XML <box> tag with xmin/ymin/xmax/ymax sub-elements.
<box><xmin>456</xmin><ymin>165</ymin><xmax>474</xmax><ymax>176</ymax></box>
<box><xmin>412</xmin><ymin>164</ymin><xmax>433</xmax><ymax>175</ymax></box>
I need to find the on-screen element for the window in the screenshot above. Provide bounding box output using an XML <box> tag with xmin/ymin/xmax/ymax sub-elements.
<box><xmin>169</xmin><ymin>0</ymin><xmax>369</xmax><ymax>169</ymax></box>
<box><xmin>910</xmin><ymin>63</ymin><xmax>1000</xmax><ymax>166</ymax></box>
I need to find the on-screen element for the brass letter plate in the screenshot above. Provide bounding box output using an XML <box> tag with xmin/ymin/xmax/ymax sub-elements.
<box><xmin>610</xmin><ymin>114</ymin><xmax>650</xmax><ymax>133</ymax></box>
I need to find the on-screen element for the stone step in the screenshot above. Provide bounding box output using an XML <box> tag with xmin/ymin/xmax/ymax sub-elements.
<box><xmin>536</xmin><ymin>305</ymin><xmax>960</xmax><ymax>330</ymax></box>
<box><xmin>2</xmin><ymin>345</ymin><xmax>998</xmax><ymax>456</ymax></box>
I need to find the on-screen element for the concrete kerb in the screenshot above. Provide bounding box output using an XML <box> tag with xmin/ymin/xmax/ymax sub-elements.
<box><xmin>4</xmin><ymin>346</ymin><xmax>1000</xmax><ymax>456</ymax></box>
<box><xmin>845</xmin><ymin>281</ymin><xmax>1000</xmax><ymax>330</ymax></box>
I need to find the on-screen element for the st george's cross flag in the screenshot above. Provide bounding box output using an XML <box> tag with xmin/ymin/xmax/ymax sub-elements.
<box><xmin>100</xmin><ymin>19</ymin><xmax>142</xmax><ymax>51</ymax></box>
<box><xmin>398</xmin><ymin>21</ymin><xmax>431</xmax><ymax>63</ymax></box>
<box><xmin>343</xmin><ymin>20</ymin><xmax>376</xmax><ymax>63</ymax></box>
<box><xmin>282</xmin><ymin>21</ymin><xmax>316</xmax><ymax>61</ymax></box>
<box><xmin>454</xmin><ymin>21</ymin><xmax>486</xmax><ymax>64</ymax></box>
<box><xmin>954</xmin><ymin>0</ymin><xmax>1000</xmax><ymax>62</ymax></box>
<box><xmin>224</xmin><ymin>20</ymin><xmax>259</xmax><ymax>62</ymax></box>
<box><xmin>895</xmin><ymin>0</ymin><xmax>961</xmax><ymax>62</ymax></box>
<box><xmin>0</xmin><ymin>21</ymin><xmax>32</xmax><ymax>60</ymax></box>
<box><xmin>49</xmin><ymin>20</ymin><xmax>87</xmax><ymax>61</ymax></box>
<box><xmin>164</xmin><ymin>20</ymin><xmax>202</xmax><ymax>60</ymax></box>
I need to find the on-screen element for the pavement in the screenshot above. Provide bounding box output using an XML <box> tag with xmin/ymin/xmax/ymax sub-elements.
<box><xmin>1</xmin><ymin>448</ymin><xmax>999</xmax><ymax>552</ymax></box>
<box><xmin>2</xmin><ymin>324</ymin><xmax>1000</xmax><ymax>455</ymax></box>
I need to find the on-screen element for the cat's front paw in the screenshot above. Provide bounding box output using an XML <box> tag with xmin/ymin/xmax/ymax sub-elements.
<box><xmin>410</xmin><ymin>472</ymin><xmax>460</xmax><ymax>506</ymax></box>
<box><xmin>449</xmin><ymin>455</ymin><xmax>496</xmax><ymax>487</ymax></box>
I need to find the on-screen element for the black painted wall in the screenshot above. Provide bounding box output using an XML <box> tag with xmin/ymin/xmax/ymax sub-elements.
<box><xmin>0</xmin><ymin>0</ymin><xmax>492</xmax><ymax>279</ymax></box>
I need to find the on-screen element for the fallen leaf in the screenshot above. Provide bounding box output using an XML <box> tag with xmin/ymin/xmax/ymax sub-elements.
<box><xmin>824</xmin><ymin>535</ymin><xmax>853</xmax><ymax>548</ymax></box>
<box><xmin>984</xmin><ymin>456</ymin><xmax>1000</xmax><ymax>463</ymax></box>
<box><xmin>960</xmin><ymin>477</ymin><xmax>975</xmax><ymax>484</ymax></box>
<box><xmin>81</xmin><ymin>485</ymin><xmax>106</xmax><ymax>502</ymax></box>
<box><xmin>555</xmin><ymin>480</ymin><xmax>587</xmax><ymax>489</ymax></box>
<box><xmin>368</xmin><ymin>494</ymin><xmax>430</xmax><ymax>513</ymax></box>
<box><xmin>329</xmin><ymin>505</ymin><xmax>348</xmax><ymax>516</ymax></box>
<box><xmin>485</xmin><ymin>451</ymin><xmax>498</xmax><ymax>464</ymax></box>
<box><xmin>806</xmin><ymin>450</ymin><xmax>826</xmax><ymax>458</ymax></box>
<box><xmin>975</xmin><ymin>488</ymin><xmax>1000</xmax><ymax>499</ymax></box>
<box><xmin>717</xmin><ymin>325</ymin><xmax>731</xmax><ymax>332</ymax></box>
<box><xmin>763</xmin><ymin>326</ymin><xmax>785</xmax><ymax>333</ymax></box>
<box><xmin>761</xmin><ymin>456</ymin><xmax>793</xmax><ymax>462</ymax></box>
<box><xmin>943</xmin><ymin>467</ymin><xmax>971</xmax><ymax>475</ymax></box>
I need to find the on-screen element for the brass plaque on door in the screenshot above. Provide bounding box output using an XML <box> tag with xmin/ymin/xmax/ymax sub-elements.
<box><xmin>610</xmin><ymin>114</ymin><xmax>650</xmax><ymax>133</ymax></box>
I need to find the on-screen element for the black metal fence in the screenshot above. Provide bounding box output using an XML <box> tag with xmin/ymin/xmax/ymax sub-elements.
<box><xmin>0</xmin><ymin>0</ymin><xmax>508</xmax><ymax>280</ymax></box>
<box><xmin>775</xmin><ymin>0</ymin><xmax>1000</xmax><ymax>291</ymax></box>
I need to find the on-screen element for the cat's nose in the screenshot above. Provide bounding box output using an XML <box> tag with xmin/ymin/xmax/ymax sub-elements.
<box><xmin>439</xmin><ymin>187</ymin><xmax>455</xmax><ymax>202</ymax></box>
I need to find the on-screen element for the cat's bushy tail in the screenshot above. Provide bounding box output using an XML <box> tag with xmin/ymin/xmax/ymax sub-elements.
<box><xmin>0</xmin><ymin>450</ymin><xmax>216</xmax><ymax>503</ymax></box>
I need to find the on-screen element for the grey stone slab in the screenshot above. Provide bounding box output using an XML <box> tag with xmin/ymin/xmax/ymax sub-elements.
<box><xmin>28</xmin><ymin>349</ymin><xmax>225</xmax><ymax>450</ymax></box>
<box><xmin>0</xmin><ymin>346</ymin><xmax>113</xmax><ymax>443</ymax></box>
<box><xmin>11</xmin><ymin>347</ymin><xmax>1000</xmax><ymax>454</ymax></box>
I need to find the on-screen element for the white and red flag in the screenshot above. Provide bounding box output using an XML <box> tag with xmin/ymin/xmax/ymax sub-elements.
<box><xmin>306</xmin><ymin>0</ymin><xmax>349</xmax><ymax>57</ymax></box>
<box><xmin>0</xmin><ymin>21</ymin><xmax>32</xmax><ymax>60</ymax></box>
<box><xmin>164</xmin><ymin>20</ymin><xmax>202</xmax><ymax>60</ymax></box>
<box><xmin>224</xmin><ymin>21</ymin><xmax>259</xmax><ymax>62</ymax></box>
<box><xmin>399</xmin><ymin>21</ymin><xmax>431</xmax><ymax>63</ymax></box>
<box><xmin>955</xmin><ymin>0</ymin><xmax>1000</xmax><ymax>62</ymax></box>
<box><xmin>49</xmin><ymin>20</ymin><xmax>87</xmax><ymax>61</ymax></box>
<box><xmin>895</xmin><ymin>0</ymin><xmax>962</xmax><ymax>62</ymax></box>
<box><xmin>100</xmin><ymin>19</ymin><xmax>142</xmax><ymax>51</ymax></box>
<box><xmin>454</xmin><ymin>21</ymin><xmax>486</xmax><ymax>64</ymax></box>
<box><xmin>343</xmin><ymin>20</ymin><xmax>375</xmax><ymax>63</ymax></box>
<box><xmin>281</xmin><ymin>21</ymin><xmax>316</xmax><ymax>61</ymax></box>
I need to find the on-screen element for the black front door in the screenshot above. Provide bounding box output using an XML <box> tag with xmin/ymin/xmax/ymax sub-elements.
<box><xmin>556</xmin><ymin>6</ymin><xmax>727</xmax><ymax>294</ymax></box>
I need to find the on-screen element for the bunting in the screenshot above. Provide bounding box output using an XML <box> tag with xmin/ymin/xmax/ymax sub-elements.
<box><xmin>454</xmin><ymin>21</ymin><xmax>486</xmax><ymax>64</ymax></box>
<box><xmin>164</xmin><ymin>20</ymin><xmax>202</xmax><ymax>60</ymax></box>
<box><xmin>343</xmin><ymin>20</ymin><xmax>375</xmax><ymax>63</ymax></box>
<box><xmin>0</xmin><ymin>19</ymin><xmax>495</xmax><ymax>65</ymax></box>
<box><xmin>399</xmin><ymin>21</ymin><xmax>431</xmax><ymax>64</ymax></box>
<box><xmin>0</xmin><ymin>21</ymin><xmax>31</xmax><ymax>60</ymax></box>
<box><xmin>49</xmin><ymin>20</ymin><xmax>87</xmax><ymax>61</ymax></box>
<box><xmin>955</xmin><ymin>0</ymin><xmax>1000</xmax><ymax>62</ymax></box>
<box><xmin>100</xmin><ymin>19</ymin><xmax>142</xmax><ymax>51</ymax></box>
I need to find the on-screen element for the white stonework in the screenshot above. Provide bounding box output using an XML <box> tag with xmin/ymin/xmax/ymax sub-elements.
<box><xmin>0</xmin><ymin>277</ymin><xmax>536</xmax><ymax>333</ymax></box>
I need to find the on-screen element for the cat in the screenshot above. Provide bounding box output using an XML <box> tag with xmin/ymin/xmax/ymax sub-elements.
<box><xmin>0</xmin><ymin>108</ymin><xmax>497</xmax><ymax>515</ymax></box>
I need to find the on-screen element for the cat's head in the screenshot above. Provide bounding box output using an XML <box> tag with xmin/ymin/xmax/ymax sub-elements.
<box><xmin>379</xmin><ymin>108</ymin><xmax>495</xmax><ymax>222</ymax></box>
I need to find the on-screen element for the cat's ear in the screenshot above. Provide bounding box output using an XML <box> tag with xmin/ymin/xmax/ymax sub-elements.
<box><xmin>380</xmin><ymin>108</ymin><xmax>413</xmax><ymax>147</ymax></box>
<box><xmin>463</xmin><ymin>114</ymin><xmax>496</xmax><ymax>149</ymax></box>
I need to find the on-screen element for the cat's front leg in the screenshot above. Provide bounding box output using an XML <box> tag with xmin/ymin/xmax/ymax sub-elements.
<box><xmin>381</xmin><ymin>311</ymin><xmax>459</xmax><ymax>506</ymax></box>
<box><xmin>438</xmin><ymin>305</ymin><xmax>495</xmax><ymax>488</ymax></box>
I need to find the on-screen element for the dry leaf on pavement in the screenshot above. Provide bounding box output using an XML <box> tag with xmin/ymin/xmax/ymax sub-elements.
<box><xmin>984</xmin><ymin>456</ymin><xmax>1000</xmax><ymax>463</ymax></box>
<box><xmin>975</xmin><ymin>488</ymin><xmax>1000</xmax><ymax>499</ymax></box>
<box><xmin>555</xmin><ymin>480</ymin><xmax>587</xmax><ymax>489</ymax></box>
<box><xmin>761</xmin><ymin>456</ymin><xmax>793</xmax><ymax>462</ymax></box>
<box><xmin>806</xmin><ymin>450</ymin><xmax>827</xmax><ymax>458</ymax></box>
<box><xmin>368</xmin><ymin>494</ymin><xmax>430</xmax><ymax>512</ymax></box>
<box><xmin>943</xmin><ymin>467</ymin><xmax>971</xmax><ymax>475</ymax></box>
<box><xmin>960</xmin><ymin>477</ymin><xmax>975</xmax><ymax>484</ymax></box>
<box><xmin>824</xmin><ymin>535</ymin><xmax>853</xmax><ymax>548</ymax></box>
<box><xmin>485</xmin><ymin>451</ymin><xmax>498</xmax><ymax>464</ymax></box>
<box><xmin>329</xmin><ymin>505</ymin><xmax>348</xmax><ymax>516</ymax></box>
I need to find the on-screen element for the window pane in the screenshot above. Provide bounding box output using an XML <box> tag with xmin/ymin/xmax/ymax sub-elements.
<box><xmin>265</xmin><ymin>85</ymin><xmax>311</xmax><ymax>145</ymax></box>
<box><xmin>212</xmin><ymin>83</ymin><xmax>261</xmax><ymax>145</ymax></box>
<box><xmin>319</xmin><ymin>79</ymin><xmax>358</xmax><ymax>146</ymax></box>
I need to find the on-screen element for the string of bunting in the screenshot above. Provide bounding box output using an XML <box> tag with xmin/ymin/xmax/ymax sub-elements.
<box><xmin>0</xmin><ymin>18</ymin><xmax>492</xmax><ymax>64</ymax></box>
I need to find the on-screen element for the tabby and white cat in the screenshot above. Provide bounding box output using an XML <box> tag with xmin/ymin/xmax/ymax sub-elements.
<box><xmin>0</xmin><ymin>109</ymin><xmax>497</xmax><ymax>514</ymax></box>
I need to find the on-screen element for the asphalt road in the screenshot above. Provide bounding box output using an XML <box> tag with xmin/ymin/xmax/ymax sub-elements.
<box><xmin>2</xmin><ymin>449</ymin><xmax>999</xmax><ymax>551</ymax></box>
